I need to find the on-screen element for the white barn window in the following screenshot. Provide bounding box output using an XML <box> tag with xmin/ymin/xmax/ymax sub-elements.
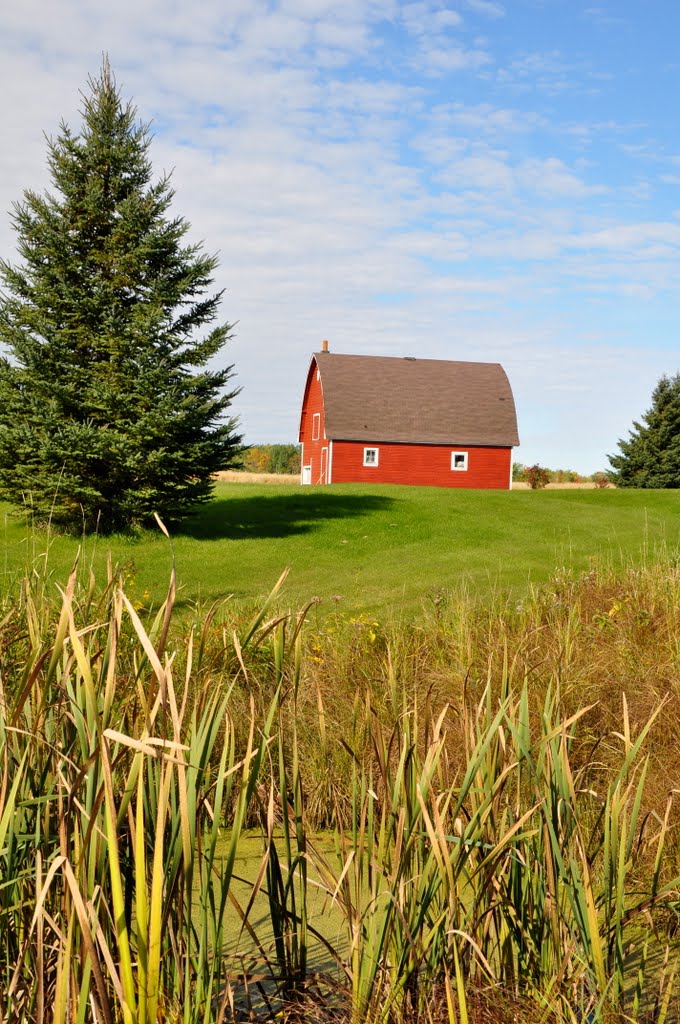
<box><xmin>363</xmin><ymin>447</ymin><xmax>379</xmax><ymax>467</ymax></box>
<box><xmin>451</xmin><ymin>451</ymin><xmax>468</xmax><ymax>471</ymax></box>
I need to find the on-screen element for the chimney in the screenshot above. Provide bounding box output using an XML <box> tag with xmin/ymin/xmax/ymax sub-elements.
<box><xmin>321</xmin><ymin>339</ymin><xmax>329</xmax><ymax>353</ymax></box>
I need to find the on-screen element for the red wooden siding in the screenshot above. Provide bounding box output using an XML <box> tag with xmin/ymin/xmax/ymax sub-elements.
<box><xmin>331</xmin><ymin>440</ymin><xmax>511</xmax><ymax>489</ymax></box>
<box><xmin>299</xmin><ymin>360</ymin><xmax>328</xmax><ymax>484</ymax></box>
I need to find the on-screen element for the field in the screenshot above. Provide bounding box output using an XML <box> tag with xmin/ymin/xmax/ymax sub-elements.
<box><xmin>2</xmin><ymin>482</ymin><xmax>679</xmax><ymax>616</ymax></box>
<box><xmin>2</xmin><ymin>483</ymin><xmax>680</xmax><ymax>1023</ymax></box>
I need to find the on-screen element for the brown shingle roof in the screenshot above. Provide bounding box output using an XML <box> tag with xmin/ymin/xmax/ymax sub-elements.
<box><xmin>314</xmin><ymin>353</ymin><xmax>519</xmax><ymax>447</ymax></box>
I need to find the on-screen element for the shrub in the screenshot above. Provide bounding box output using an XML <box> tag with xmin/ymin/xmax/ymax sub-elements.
<box><xmin>524</xmin><ymin>463</ymin><xmax>551</xmax><ymax>489</ymax></box>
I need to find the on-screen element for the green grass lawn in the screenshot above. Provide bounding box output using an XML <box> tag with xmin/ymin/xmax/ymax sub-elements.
<box><xmin>2</xmin><ymin>482</ymin><xmax>679</xmax><ymax>616</ymax></box>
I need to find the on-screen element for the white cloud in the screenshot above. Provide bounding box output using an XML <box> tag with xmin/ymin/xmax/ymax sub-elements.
<box><xmin>429</xmin><ymin>102</ymin><xmax>545</xmax><ymax>135</ymax></box>
<box><xmin>572</xmin><ymin>221</ymin><xmax>680</xmax><ymax>252</ymax></box>
<box><xmin>418</xmin><ymin>44</ymin><xmax>493</xmax><ymax>74</ymax></box>
<box><xmin>401</xmin><ymin>3</ymin><xmax>462</xmax><ymax>36</ymax></box>
<box><xmin>465</xmin><ymin>0</ymin><xmax>505</xmax><ymax>18</ymax></box>
<box><xmin>518</xmin><ymin>157</ymin><xmax>607</xmax><ymax>198</ymax></box>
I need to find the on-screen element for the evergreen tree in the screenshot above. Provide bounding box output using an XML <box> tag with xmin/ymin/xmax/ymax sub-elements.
<box><xmin>0</xmin><ymin>60</ymin><xmax>242</xmax><ymax>532</ymax></box>
<box><xmin>608</xmin><ymin>373</ymin><xmax>680</xmax><ymax>487</ymax></box>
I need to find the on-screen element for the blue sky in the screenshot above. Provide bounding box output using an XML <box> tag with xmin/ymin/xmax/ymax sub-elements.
<box><xmin>2</xmin><ymin>1</ymin><xmax>679</xmax><ymax>473</ymax></box>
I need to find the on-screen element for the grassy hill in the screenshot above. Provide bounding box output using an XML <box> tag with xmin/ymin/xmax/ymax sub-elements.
<box><xmin>1</xmin><ymin>482</ymin><xmax>678</xmax><ymax>616</ymax></box>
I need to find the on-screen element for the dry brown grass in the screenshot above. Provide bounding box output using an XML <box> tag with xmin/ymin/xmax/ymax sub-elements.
<box><xmin>512</xmin><ymin>480</ymin><xmax>614</xmax><ymax>489</ymax></box>
<box><xmin>276</xmin><ymin>985</ymin><xmax>552</xmax><ymax>1024</ymax></box>
<box><xmin>211</xmin><ymin>559</ymin><xmax>680</xmax><ymax>840</ymax></box>
<box><xmin>214</xmin><ymin>469</ymin><xmax>300</xmax><ymax>484</ymax></box>
<box><xmin>217</xmin><ymin>473</ymin><xmax>606</xmax><ymax>488</ymax></box>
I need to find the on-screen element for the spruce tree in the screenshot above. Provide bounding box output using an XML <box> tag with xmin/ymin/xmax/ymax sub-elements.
<box><xmin>0</xmin><ymin>60</ymin><xmax>242</xmax><ymax>532</ymax></box>
<box><xmin>608</xmin><ymin>373</ymin><xmax>680</xmax><ymax>487</ymax></box>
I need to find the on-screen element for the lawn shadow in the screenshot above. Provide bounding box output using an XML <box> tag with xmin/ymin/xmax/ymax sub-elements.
<box><xmin>178</xmin><ymin>490</ymin><xmax>398</xmax><ymax>541</ymax></box>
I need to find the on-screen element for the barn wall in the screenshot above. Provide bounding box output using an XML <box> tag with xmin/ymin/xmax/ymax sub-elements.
<box><xmin>299</xmin><ymin>358</ymin><xmax>329</xmax><ymax>484</ymax></box>
<box><xmin>331</xmin><ymin>440</ymin><xmax>512</xmax><ymax>489</ymax></box>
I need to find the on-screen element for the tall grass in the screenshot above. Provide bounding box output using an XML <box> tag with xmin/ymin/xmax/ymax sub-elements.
<box><xmin>0</xmin><ymin>553</ymin><xmax>679</xmax><ymax>1022</ymax></box>
<box><xmin>0</xmin><ymin>554</ymin><xmax>284</xmax><ymax>1023</ymax></box>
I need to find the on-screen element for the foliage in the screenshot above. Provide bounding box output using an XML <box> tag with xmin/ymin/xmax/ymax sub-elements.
<box><xmin>239</xmin><ymin>443</ymin><xmax>301</xmax><ymax>475</ymax></box>
<box><xmin>513</xmin><ymin>463</ymin><xmax>590</xmax><ymax>484</ymax></box>
<box><xmin>608</xmin><ymin>372</ymin><xmax>680</xmax><ymax>488</ymax></box>
<box><xmin>551</xmin><ymin>467</ymin><xmax>581</xmax><ymax>482</ymax></box>
<box><xmin>0</xmin><ymin>558</ymin><xmax>288</xmax><ymax>1023</ymax></box>
<box><xmin>524</xmin><ymin>463</ymin><xmax>551</xmax><ymax>489</ymax></box>
<box><xmin>1</xmin><ymin>559</ymin><xmax>679</xmax><ymax>1022</ymax></box>
<box><xmin>0</xmin><ymin>59</ymin><xmax>242</xmax><ymax>533</ymax></box>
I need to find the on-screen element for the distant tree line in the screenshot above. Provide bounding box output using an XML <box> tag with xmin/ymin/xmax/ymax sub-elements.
<box><xmin>512</xmin><ymin>464</ymin><xmax>610</xmax><ymax>489</ymax></box>
<box><xmin>238</xmin><ymin>444</ymin><xmax>301</xmax><ymax>475</ymax></box>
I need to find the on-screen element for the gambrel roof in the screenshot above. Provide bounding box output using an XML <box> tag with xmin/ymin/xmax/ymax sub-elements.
<box><xmin>306</xmin><ymin>352</ymin><xmax>519</xmax><ymax>447</ymax></box>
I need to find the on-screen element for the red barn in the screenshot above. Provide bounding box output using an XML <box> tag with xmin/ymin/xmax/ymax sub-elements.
<box><xmin>298</xmin><ymin>343</ymin><xmax>519</xmax><ymax>488</ymax></box>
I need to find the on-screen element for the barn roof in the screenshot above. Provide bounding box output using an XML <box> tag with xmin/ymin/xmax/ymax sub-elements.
<box><xmin>310</xmin><ymin>352</ymin><xmax>519</xmax><ymax>447</ymax></box>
